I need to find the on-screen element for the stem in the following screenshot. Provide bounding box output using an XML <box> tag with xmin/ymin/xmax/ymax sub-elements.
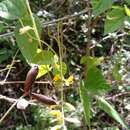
<box><xmin>25</xmin><ymin>0</ymin><xmax>42</xmax><ymax>49</ymax></box>
<box><xmin>57</xmin><ymin>22</ymin><xmax>66</xmax><ymax>130</ymax></box>
<box><xmin>86</xmin><ymin>1</ymin><xmax>92</xmax><ymax>56</ymax></box>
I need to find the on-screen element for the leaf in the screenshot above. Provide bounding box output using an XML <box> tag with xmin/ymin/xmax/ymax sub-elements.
<box><xmin>15</xmin><ymin>15</ymin><xmax>42</xmax><ymax>64</ymax></box>
<box><xmin>97</xmin><ymin>97</ymin><xmax>128</xmax><ymax>129</ymax></box>
<box><xmin>124</xmin><ymin>5</ymin><xmax>130</xmax><ymax>16</ymax></box>
<box><xmin>32</xmin><ymin>50</ymin><xmax>55</xmax><ymax>65</ymax></box>
<box><xmin>80</xmin><ymin>56</ymin><xmax>104</xmax><ymax>70</ymax></box>
<box><xmin>36</xmin><ymin>65</ymin><xmax>51</xmax><ymax>79</ymax></box>
<box><xmin>0</xmin><ymin>0</ymin><xmax>27</xmax><ymax>20</ymax></box>
<box><xmin>104</xmin><ymin>8</ymin><xmax>125</xmax><ymax>35</ymax></box>
<box><xmin>84</xmin><ymin>67</ymin><xmax>110</xmax><ymax>94</ymax></box>
<box><xmin>53</xmin><ymin>62</ymin><xmax>67</xmax><ymax>76</ymax></box>
<box><xmin>79</xmin><ymin>80</ymin><xmax>91</xmax><ymax>128</ymax></box>
<box><xmin>92</xmin><ymin>0</ymin><xmax>113</xmax><ymax>17</ymax></box>
<box><xmin>80</xmin><ymin>56</ymin><xmax>110</xmax><ymax>94</ymax></box>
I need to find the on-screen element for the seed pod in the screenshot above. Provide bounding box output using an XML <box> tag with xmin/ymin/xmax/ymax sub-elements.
<box><xmin>24</xmin><ymin>66</ymin><xmax>38</xmax><ymax>96</ymax></box>
<box><xmin>31</xmin><ymin>92</ymin><xmax>57</xmax><ymax>105</ymax></box>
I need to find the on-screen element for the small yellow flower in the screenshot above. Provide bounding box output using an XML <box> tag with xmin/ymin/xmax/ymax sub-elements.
<box><xmin>19</xmin><ymin>26</ymin><xmax>32</xmax><ymax>34</ymax></box>
<box><xmin>65</xmin><ymin>75</ymin><xmax>74</xmax><ymax>86</ymax></box>
<box><xmin>49</xmin><ymin>110</ymin><xmax>63</xmax><ymax>124</ymax></box>
<box><xmin>53</xmin><ymin>75</ymin><xmax>61</xmax><ymax>81</ymax></box>
<box><xmin>50</xmin><ymin>110</ymin><xmax>61</xmax><ymax>117</ymax></box>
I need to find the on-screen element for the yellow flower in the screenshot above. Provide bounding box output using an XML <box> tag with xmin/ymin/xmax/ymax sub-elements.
<box><xmin>53</xmin><ymin>75</ymin><xmax>61</xmax><ymax>81</ymax></box>
<box><xmin>65</xmin><ymin>75</ymin><xmax>74</xmax><ymax>86</ymax></box>
<box><xmin>49</xmin><ymin>110</ymin><xmax>63</xmax><ymax>124</ymax></box>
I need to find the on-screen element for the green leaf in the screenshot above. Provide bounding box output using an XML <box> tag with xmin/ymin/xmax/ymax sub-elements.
<box><xmin>15</xmin><ymin>15</ymin><xmax>42</xmax><ymax>64</ymax></box>
<box><xmin>15</xmin><ymin>27</ymin><xmax>38</xmax><ymax>64</ymax></box>
<box><xmin>104</xmin><ymin>8</ymin><xmax>125</xmax><ymax>35</ymax></box>
<box><xmin>84</xmin><ymin>67</ymin><xmax>110</xmax><ymax>94</ymax></box>
<box><xmin>53</xmin><ymin>62</ymin><xmax>67</xmax><ymax>76</ymax></box>
<box><xmin>80</xmin><ymin>80</ymin><xmax>91</xmax><ymax>128</ymax></box>
<box><xmin>0</xmin><ymin>0</ymin><xmax>27</xmax><ymax>20</ymax></box>
<box><xmin>80</xmin><ymin>56</ymin><xmax>104</xmax><ymax>70</ymax></box>
<box><xmin>92</xmin><ymin>0</ymin><xmax>113</xmax><ymax>17</ymax></box>
<box><xmin>36</xmin><ymin>65</ymin><xmax>51</xmax><ymax>79</ymax></box>
<box><xmin>97</xmin><ymin>97</ymin><xmax>128</xmax><ymax>129</ymax></box>
<box><xmin>124</xmin><ymin>5</ymin><xmax>130</xmax><ymax>16</ymax></box>
<box><xmin>80</xmin><ymin>56</ymin><xmax>110</xmax><ymax>94</ymax></box>
<box><xmin>32</xmin><ymin>50</ymin><xmax>54</xmax><ymax>65</ymax></box>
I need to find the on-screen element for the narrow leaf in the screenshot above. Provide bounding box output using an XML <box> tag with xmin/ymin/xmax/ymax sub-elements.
<box><xmin>80</xmin><ymin>80</ymin><xmax>91</xmax><ymax>128</ymax></box>
<box><xmin>97</xmin><ymin>97</ymin><xmax>128</xmax><ymax>129</ymax></box>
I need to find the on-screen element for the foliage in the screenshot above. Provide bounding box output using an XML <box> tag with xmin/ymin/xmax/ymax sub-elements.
<box><xmin>0</xmin><ymin>0</ymin><xmax>130</xmax><ymax>130</ymax></box>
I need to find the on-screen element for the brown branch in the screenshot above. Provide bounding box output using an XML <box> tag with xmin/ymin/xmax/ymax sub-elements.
<box><xmin>106</xmin><ymin>91</ymin><xmax>130</xmax><ymax>100</ymax></box>
<box><xmin>0</xmin><ymin>80</ymin><xmax>51</xmax><ymax>85</ymax></box>
<box><xmin>42</xmin><ymin>9</ymin><xmax>88</xmax><ymax>27</ymax></box>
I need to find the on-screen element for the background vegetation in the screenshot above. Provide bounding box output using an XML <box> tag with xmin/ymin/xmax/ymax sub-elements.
<box><xmin>0</xmin><ymin>0</ymin><xmax>130</xmax><ymax>130</ymax></box>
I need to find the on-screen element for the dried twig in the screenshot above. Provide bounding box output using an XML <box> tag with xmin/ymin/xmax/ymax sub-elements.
<box><xmin>0</xmin><ymin>80</ymin><xmax>51</xmax><ymax>85</ymax></box>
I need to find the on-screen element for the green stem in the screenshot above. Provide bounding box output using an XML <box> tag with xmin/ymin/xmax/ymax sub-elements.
<box><xmin>25</xmin><ymin>0</ymin><xmax>42</xmax><ymax>49</ymax></box>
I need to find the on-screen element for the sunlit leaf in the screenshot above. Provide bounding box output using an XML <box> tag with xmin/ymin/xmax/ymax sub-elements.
<box><xmin>124</xmin><ymin>5</ymin><xmax>130</xmax><ymax>16</ymax></box>
<box><xmin>0</xmin><ymin>0</ymin><xmax>27</xmax><ymax>20</ymax></box>
<box><xmin>36</xmin><ymin>65</ymin><xmax>51</xmax><ymax>79</ymax></box>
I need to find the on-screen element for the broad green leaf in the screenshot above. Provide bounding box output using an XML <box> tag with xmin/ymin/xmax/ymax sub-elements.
<box><xmin>104</xmin><ymin>8</ymin><xmax>125</xmax><ymax>35</ymax></box>
<box><xmin>15</xmin><ymin>27</ymin><xmax>38</xmax><ymax>63</ymax></box>
<box><xmin>97</xmin><ymin>97</ymin><xmax>128</xmax><ymax>129</ymax></box>
<box><xmin>32</xmin><ymin>50</ymin><xmax>54</xmax><ymax>65</ymax></box>
<box><xmin>15</xmin><ymin>15</ymin><xmax>42</xmax><ymax>64</ymax></box>
<box><xmin>53</xmin><ymin>62</ymin><xmax>67</xmax><ymax>76</ymax></box>
<box><xmin>80</xmin><ymin>56</ymin><xmax>104</xmax><ymax>70</ymax></box>
<box><xmin>80</xmin><ymin>80</ymin><xmax>91</xmax><ymax>128</ymax></box>
<box><xmin>80</xmin><ymin>56</ymin><xmax>110</xmax><ymax>94</ymax></box>
<box><xmin>124</xmin><ymin>5</ymin><xmax>130</xmax><ymax>16</ymax></box>
<box><xmin>36</xmin><ymin>65</ymin><xmax>51</xmax><ymax>79</ymax></box>
<box><xmin>0</xmin><ymin>0</ymin><xmax>27</xmax><ymax>20</ymax></box>
<box><xmin>84</xmin><ymin>67</ymin><xmax>110</xmax><ymax>94</ymax></box>
<box><xmin>112</xmin><ymin>63</ymin><xmax>122</xmax><ymax>81</ymax></box>
<box><xmin>92</xmin><ymin>0</ymin><xmax>113</xmax><ymax>17</ymax></box>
